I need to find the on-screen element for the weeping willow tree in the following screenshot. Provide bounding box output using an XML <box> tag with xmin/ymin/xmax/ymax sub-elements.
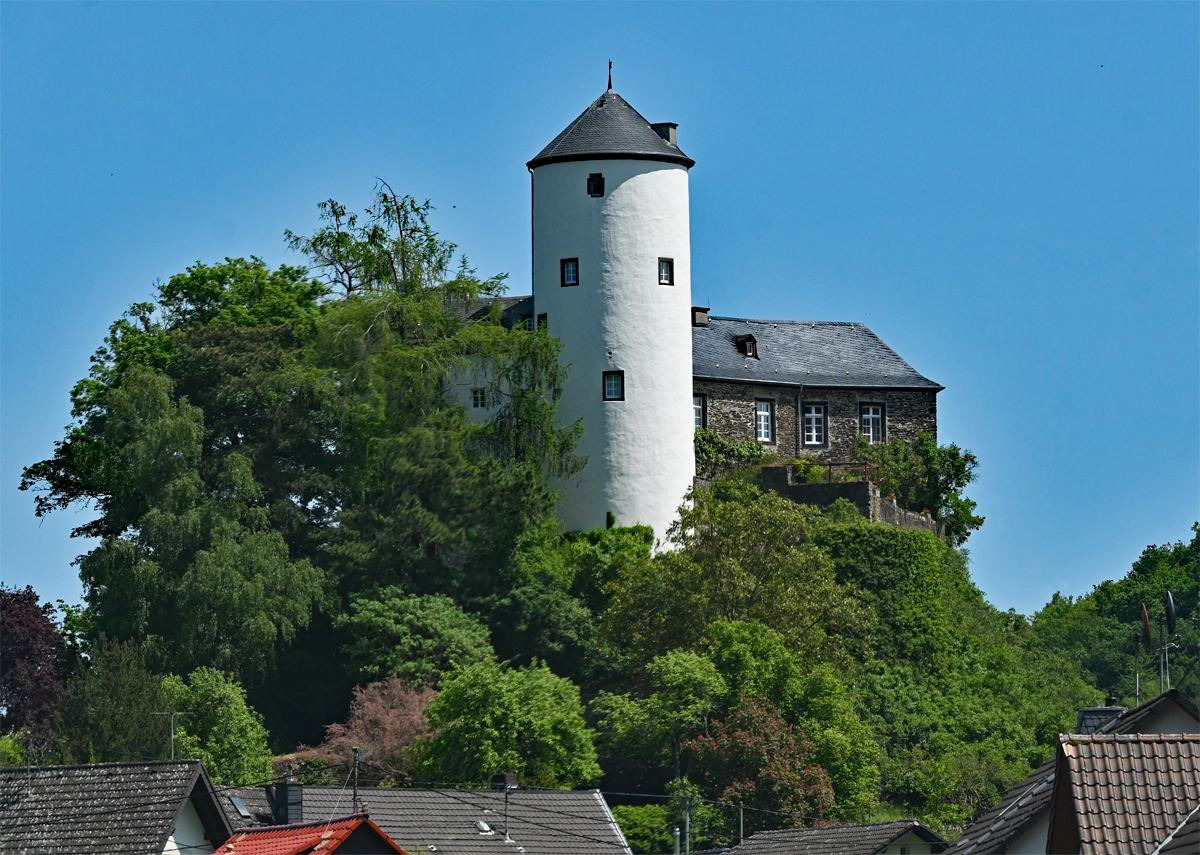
<box><xmin>21</xmin><ymin>184</ymin><xmax>580</xmax><ymax>743</ymax></box>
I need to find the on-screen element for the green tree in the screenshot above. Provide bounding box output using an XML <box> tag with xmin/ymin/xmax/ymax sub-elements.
<box><xmin>610</xmin><ymin>804</ymin><xmax>674</xmax><ymax>855</ymax></box>
<box><xmin>336</xmin><ymin>588</ymin><xmax>494</xmax><ymax>686</ymax></box>
<box><xmin>852</xmin><ymin>432</ymin><xmax>983</xmax><ymax>545</ymax></box>
<box><xmin>163</xmin><ymin>668</ymin><xmax>273</xmax><ymax>786</ymax></box>
<box><xmin>601</xmin><ymin>481</ymin><xmax>866</xmax><ymax>666</ymax></box>
<box><xmin>417</xmin><ymin>660</ymin><xmax>600</xmax><ymax>788</ymax></box>
<box><xmin>57</xmin><ymin>637</ymin><xmax>169</xmax><ymax>763</ymax></box>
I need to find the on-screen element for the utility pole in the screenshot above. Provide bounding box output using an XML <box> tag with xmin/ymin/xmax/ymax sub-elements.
<box><xmin>739</xmin><ymin>802</ymin><xmax>744</xmax><ymax>845</ymax></box>
<box><xmin>684</xmin><ymin>796</ymin><xmax>691</xmax><ymax>854</ymax></box>
<box><xmin>352</xmin><ymin>747</ymin><xmax>361</xmax><ymax>813</ymax></box>
<box><xmin>673</xmin><ymin>826</ymin><xmax>680</xmax><ymax>855</ymax></box>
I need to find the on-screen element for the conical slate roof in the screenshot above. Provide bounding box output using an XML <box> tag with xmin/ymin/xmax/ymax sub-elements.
<box><xmin>528</xmin><ymin>89</ymin><xmax>694</xmax><ymax>169</ymax></box>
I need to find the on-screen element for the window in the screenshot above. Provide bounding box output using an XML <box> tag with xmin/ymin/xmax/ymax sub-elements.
<box><xmin>536</xmin><ymin>313</ymin><xmax>548</xmax><ymax>330</ymax></box>
<box><xmin>735</xmin><ymin>335</ymin><xmax>758</xmax><ymax>358</ymax></box>
<box><xmin>587</xmin><ymin>173</ymin><xmax>605</xmax><ymax>197</ymax></box>
<box><xmin>745</xmin><ymin>340</ymin><xmax>757</xmax><ymax>358</ymax></box>
<box><xmin>860</xmin><ymin>404</ymin><xmax>884</xmax><ymax>444</ymax></box>
<box><xmin>803</xmin><ymin>403</ymin><xmax>826</xmax><ymax>445</ymax></box>
<box><xmin>602</xmin><ymin>370</ymin><xmax>625</xmax><ymax>401</ymax></box>
<box><xmin>755</xmin><ymin>399</ymin><xmax>774</xmax><ymax>442</ymax></box>
<box><xmin>561</xmin><ymin>258</ymin><xmax>579</xmax><ymax>287</ymax></box>
<box><xmin>658</xmin><ymin>257</ymin><xmax>674</xmax><ymax>286</ymax></box>
<box><xmin>693</xmin><ymin>394</ymin><xmax>707</xmax><ymax>429</ymax></box>
<box><xmin>471</xmin><ymin>388</ymin><xmax>488</xmax><ymax>409</ymax></box>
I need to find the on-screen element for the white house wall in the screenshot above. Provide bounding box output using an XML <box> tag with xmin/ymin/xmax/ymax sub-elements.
<box><xmin>532</xmin><ymin>158</ymin><xmax>695</xmax><ymax>541</ymax></box>
<box><xmin>162</xmin><ymin>798</ymin><xmax>214</xmax><ymax>855</ymax></box>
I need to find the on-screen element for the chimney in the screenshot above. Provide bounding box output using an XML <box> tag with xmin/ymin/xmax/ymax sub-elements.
<box><xmin>691</xmin><ymin>306</ymin><xmax>710</xmax><ymax>327</ymax></box>
<box><xmin>268</xmin><ymin>782</ymin><xmax>304</xmax><ymax>824</ymax></box>
<box><xmin>491</xmin><ymin>773</ymin><xmax>519</xmax><ymax>791</ymax></box>
<box><xmin>651</xmin><ymin>122</ymin><xmax>678</xmax><ymax>145</ymax></box>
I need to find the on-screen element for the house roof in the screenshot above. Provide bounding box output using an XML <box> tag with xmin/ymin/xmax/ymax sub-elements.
<box><xmin>222</xmin><ymin>785</ymin><xmax>278</xmax><ymax>828</ymax></box>
<box><xmin>732</xmin><ymin>820</ymin><xmax>947</xmax><ymax>854</ymax></box>
<box><xmin>302</xmin><ymin>787</ymin><xmax>631</xmax><ymax>855</ymax></box>
<box><xmin>693</xmin><ymin>317</ymin><xmax>942</xmax><ymax>391</ymax></box>
<box><xmin>0</xmin><ymin>760</ymin><xmax>231</xmax><ymax>854</ymax></box>
<box><xmin>1153</xmin><ymin>805</ymin><xmax>1200</xmax><ymax>855</ymax></box>
<box><xmin>1047</xmin><ymin>733</ymin><xmax>1200</xmax><ymax>855</ymax></box>
<box><xmin>528</xmin><ymin>90</ymin><xmax>695</xmax><ymax>169</ymax></box>
<box><xmin>213</xmin><ymin>813</ymin><xmax>406</xmax><ymax>855</ymax></box>
<box><xmin>951</xmin><ymin>689</ymin><xmax>1200</xmax><ymax>855</ymax></box>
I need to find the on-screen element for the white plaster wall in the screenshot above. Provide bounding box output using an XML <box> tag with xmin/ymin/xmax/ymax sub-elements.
<box><xmin>162</xmin><ymin>798</ymin><xmax>214</xmax><ymax>855</ymax></box>
<box><xmin>881</xmin><ymin>831</ymin><xmax>941</xmax><ymax>853</ymax></box>
<box><xmin>1002</xmin><ymin>811</ymin><xmax>1049</xmax><ymax>854</ymax></box>
<box><xmin>1138</xmin><ymin>703</ymin><xmax>1199</xmax><ymax>734</ymax></box>
<box><xmin>532</xmin><ymin>159</ymin><xmax>694</xmax><ymax>541</ymax></box>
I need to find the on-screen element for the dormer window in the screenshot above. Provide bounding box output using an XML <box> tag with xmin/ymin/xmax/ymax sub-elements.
<box><xmin>587</xmin><ymin>173</ymin><xmax>605</xmax><ymax>197</ymax></box>
<box><xmin>658</xmin><ymin>258</ymin><xmax>674</xmax><ymax>286</ymax></box>
<box><xmin>734</xmin><ymin>334</ymin><xmax>758</xmax><ymax>358</ymax></box>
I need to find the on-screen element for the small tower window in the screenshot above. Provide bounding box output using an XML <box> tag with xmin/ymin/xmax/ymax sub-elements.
<box><xmin>471</xmin><ymin>388</ymin><xmax>488</xmax><ymax>409</ymax></box>
<box><xmin>658</xmin><ymin>258</ymin><xmax>674</xmax><ymax>286</ymax></box>
<box><xmin>561</xmin><ymin>258</ymin><xmax>579</xmax><ymax>287</ymax></box>
<box><xmin>587</xmin><ymin>173</ymin><xmax>605</xmax><ymax>197</ymax></box>
<box><xmin>536</xmin><ymin>313</ymin><xmax>548</xmax><ymax>330</ymax></box>
<box><xmin>602</xmin><ymin>370</ymin><xmax>625</xmax><ymax>401</ymax></box>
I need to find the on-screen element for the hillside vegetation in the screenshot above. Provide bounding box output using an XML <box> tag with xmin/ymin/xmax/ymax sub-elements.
<box><xmin>7</xmin><ymin>188</ymin><xmax>1196</xmax><ymax>846</ymax></box>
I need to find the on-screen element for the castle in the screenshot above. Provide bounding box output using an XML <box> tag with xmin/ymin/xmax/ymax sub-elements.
<box><xmin>458</xmin><ymin>86</ymin><xmax>941</xmax><ymax>541</ymax></box>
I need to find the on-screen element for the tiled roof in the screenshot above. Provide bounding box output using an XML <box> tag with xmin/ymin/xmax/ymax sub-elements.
<box><xmin>303</xmin><ymin>787</ymin><xmax>631</xmax><ymax>855</ymax></box>
<box><xmin>1048</xmin><ymin>733</ymin><xmax>1200</xmax><ymax>855</ymax></box>
<box><xmin>528</xmin><ymin>90</ymin><xmax>694</xmax><ymax>169</ymax></box>
<box><xmin>953</xmin><ymin>689</ymin><xmax>1200</xmax><ymax>855</ymax></box>
<box><xmin>223</xmin><ymin>785</ymin><xmax>278</xmax><ymax>828</ymax></box>
<box><xmin>1153</xmin><ymin>805</ymin><xmax>1200</xmax><ymax>854</ymax></box>
<box><xmin>213</xmin><ymin>813</ymin><xmax>406</xmax><ymax>854</ymax></box>
<box><xmin>731</xmin><ymin>820</ymin><xmax>947</xmax><ymax>855</ymax></box>
<box><xmin>0</xmin><ymin>760</ymin><xmax>231</xmax><ymax>854</ymax></box>
<box><xmin>694</xmin><ymin>317</ymin><xmax>942</xmax><ymax>390</ymax></box>
<box><xmin>1077</xmin><ymin>706</ymin><xmax>1127</xmax><ymax>735</ymax></box>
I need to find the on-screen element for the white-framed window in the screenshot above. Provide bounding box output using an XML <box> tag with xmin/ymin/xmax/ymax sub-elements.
<box><xmin>860</xmin><ymin>404</ymin><xmax>884</xmax><ymax>444</ymax></box>
<box><xmin>658</xmin><ymin>257</ymin><xmax>674</xmax><ymax>285</ymax></box>
<box><xmin>755</xmin><ymin>399</ymin><xmax>774</xmax><ymax>442</ymax></box>
<box><xmin>803</xmin><ymin>403</ymin><xmax>826</xmax><ymax>445</ymax></box>
<box><xmin>561</xmin><ymin>258</ymin><xmax>579</xmax><ymax>287</ymax></box>
<box><xmin>693</xmin><ymin>394</ymin><xmax>706</xmax><ymax>429</ymax></box>
<box><xmin>603</xmin><ymin>370</ymin><xmax>625</xmax><ymax>401</ymax></box>
<box><xmin>471</xmin><ymin>388</ymin><xmax>488</xmax><ymax>409</ymax></box>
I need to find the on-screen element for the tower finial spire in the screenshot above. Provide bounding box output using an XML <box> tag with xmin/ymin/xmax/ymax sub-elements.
<box><xmin>608</xmin><ymin>61</ymin><xmax>612</xmax><ymax>91</ymax></box>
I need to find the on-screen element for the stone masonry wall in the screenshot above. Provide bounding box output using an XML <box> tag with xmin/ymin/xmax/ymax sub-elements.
<box><xmin>694</xmin><ymin>379</ymin><xmax>937</xmax><ymax>461</ymax></box>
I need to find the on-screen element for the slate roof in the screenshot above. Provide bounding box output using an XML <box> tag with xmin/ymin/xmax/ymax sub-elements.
<box><xmin>213</xmin><ymin>813</ymin><xmax>406</xmax><ymax>855</ymax></box>
<box><xmin>303</xmin><ymin>787</ymin><xmax>631</xmax><ymax>855</ymax></box>
<box><xmin>1153</xmin><ymin>804</ymin><xmax>1200</xmax><ymax>854</ymax></box>
<box><xmin>732</xmin><ymin>820</ymin><xmax>947</xmax><ymax>854</ymax></box>
<box><xmin>951</xmin><ymin>689</ymin><xmax>1200</xmax><ymax>855</ymax></box>
<box><xmin>528</xmin><ymin>90</ymin><xmax>694</xmax><ymax>169</ymax></box>
<box><xmin>1047</xmin><ymin>733</ymin><xmax>1200</xmax><ymax>855</ymax></box>
<box><xmin>1077</xmin><ymin>705</ymin><xmax>1127</xmax><ymax>735</ymax></box>
<box><xmin>694</xmin><ymin>317</ymin><xmax>942</xmax><ymax>390</ymax></box>
<box><xmin>223</xmin><ymin>784</ymin><xmax>278</xmax><ymax>828</ymax></box>
<box><xmin>0</xmin><ymin>760</ymin><xmax>231</xmax><ymax>855</ymax></box>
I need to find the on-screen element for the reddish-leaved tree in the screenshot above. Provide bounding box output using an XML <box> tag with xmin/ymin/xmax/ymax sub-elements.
<box><xmin>686</xmin><ymin>695</ymin><xmax>833</xmax><ymax>840</ymax></box>
<box><xmin>0</xmin><ymin>586</ymin><xmax>65</xmax><ymax>737</ymax></box>
<box><xmin>287</xmin><ymin>676</ymin><xmax>434</xmax><ymax>784</ymax></box>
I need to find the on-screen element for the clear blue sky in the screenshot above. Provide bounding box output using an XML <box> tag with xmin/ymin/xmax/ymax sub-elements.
<box><xmin>2</xmin><ymin>2</ymin><xmax>1196</xmax><ymax>617</ymax></box>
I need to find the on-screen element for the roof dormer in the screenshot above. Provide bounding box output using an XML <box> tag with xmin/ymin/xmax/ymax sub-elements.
<box><xmin>734</xmin><ymin>334</ymin><xmax>758</xmax><ymax>359</ymax></box>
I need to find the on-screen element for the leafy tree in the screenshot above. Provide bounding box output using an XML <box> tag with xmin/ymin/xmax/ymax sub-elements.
<box><xmin>417</xmin><ymin>659</ymin><xmax>600</xmax><ymax>788</ymax></box>
<box><xmin>601</xmin><ymin>481</ymin><xmax>866</xmax><ymax>665</ymax></box>
<box><xmin>852</xmin><ymin>432</ymin><xmax>983</xmax><ymax>545</ymax></box>
<box><xmin>163</xmin><ymin>668</ymin><xmax>273</xmax><ymax>786</ymax></box>
<box><xmin>58</xmin><ymin>637</ymin><xmax>169</xmax><ymax>763</ymax></box>
<box><xmin>610</xmin><ymin>804</ymin><xmax>675</xmax><ymax>855</ymax></box>
<box><xmin>686</xmin><ymin>696</ymin><xmax>834</xmax><ymax>842</ymax></box>
<box><xmin>316</xmin><ymin>676</ymin><xmax>433</xmax><ymax>783</ymax></box>
<box><xmin>336</xmin><ymin>588</ymin><xmax>493</xmax><ymax>686</ymax></box>
<box><xmin>694</xmin><ymin>428</ymin><xmax>766</xmax><ymax>479</ymax></box>
<box><xmin>0</xmin><ymin>587</ymin><xmax>64</xmax><ymax>737</ymax></box>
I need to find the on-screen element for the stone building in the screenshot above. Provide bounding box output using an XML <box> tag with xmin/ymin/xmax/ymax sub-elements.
<box><xmin>458</xmin><ymin>84</ymin><xmax>942</xmax><ymax>538</ymax></box>
<box><xmin>692</xmin><ymin>310</ymin><xmax>942</xmax><ymax>461</ymax></box>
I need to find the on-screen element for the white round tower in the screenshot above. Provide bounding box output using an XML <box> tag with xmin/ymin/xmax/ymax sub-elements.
<box><xmin>529</xmin><ymin>88</ymin><xmax>696</xmax><ymax>541</ymax></box>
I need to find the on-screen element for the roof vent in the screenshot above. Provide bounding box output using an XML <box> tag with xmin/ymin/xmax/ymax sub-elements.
<box><xmin>475</xmin><ymin>820</ymin><xmax>495</xmax><ymax>835</ymax></box>
<box><xmin>651</xmin><ymin>122</ymin><xmax>678</xmax><ymax>145</ymax></box>
<box><xmin>692</xmin><ymin>306</ymin><xmax>710</xmax><ymax>326</ymax></box>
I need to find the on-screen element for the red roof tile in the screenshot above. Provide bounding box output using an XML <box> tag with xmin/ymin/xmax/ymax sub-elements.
<box><xmin>214</xmin><ymin>813</ymin><xmax>407</xmax><ymax>855</ymax></box>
